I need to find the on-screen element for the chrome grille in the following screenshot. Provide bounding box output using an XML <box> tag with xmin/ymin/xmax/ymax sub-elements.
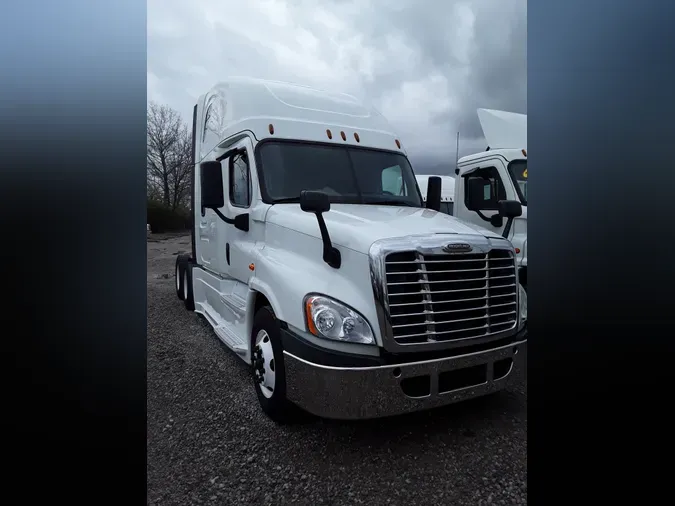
<box><xmin>384</xmin><ymin>249</ymin><xmax>518</xmax><ymax>345</ymax></box>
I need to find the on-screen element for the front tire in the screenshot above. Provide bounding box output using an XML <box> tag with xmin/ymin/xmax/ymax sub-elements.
<box><xmin>175</xmin><ymin>255</ymin><xmax>188</xmax><ymax>300</ymax></box>
<box><xmin>183</xmin><ymin>263</ymin><xmax>195</xmax><ymax>311</ymax></box>
<box><xmin>251</xmin><ymin>306</ymin><xmax>296</xmax><ymax>424</ymax></box>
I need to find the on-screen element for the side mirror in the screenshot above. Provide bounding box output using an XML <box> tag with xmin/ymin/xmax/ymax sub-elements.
<box><xmin>300</xmin><ymin>190</ymin><xmax>331</xmax><ymax>214</ymax></box>
<box><xmin>233</xmin><ymin>213</ymin><xmax>249</xmax><ymax>232</ymax></box>
<box><xmin>425</xmin><ymin>176</ymin><xmax>442</xmax><ymax>211</ymax></box>
<box><xmin>466</xmin><ymin>177</ymin><xmax>491</xmax><ymax>211</ymax></box>
<box><xmin>200</xmin><ymin>161</ymin><xmax>224</xmax><ymax>209</ymax></box>
<box><xmin>498</xmin><ymin>199</ymin><xmax>522</xmax><ymax>218</ymax></box>
<box><xmin>299</xmin><ymin>190</ymin><xmax>340</xmax><ymax>269</ymax></box>
<box><xmin>498</xmin><ymin>199</ymin><xmax>522</xmax><ymax>239</ymax></box>
<box><xmin>490</xmin><ymin>214</ymin><xmax>504</xmax><ymax>228</ymax></box>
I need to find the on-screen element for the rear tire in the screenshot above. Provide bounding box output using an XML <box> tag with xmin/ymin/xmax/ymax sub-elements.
<box><xmin>251</xmin><ymin>306</ymin><xmax>297</xmax><ymax>424</ymax></box>
<box><xmin>183</xmin><ymin>263</ymin><xmax>195</xmax><ymax>311</ymax></box>
<box><xmin>175</xmin><ymin>255</ymin><xmax>188</xmax><ymax>300</ymax></box>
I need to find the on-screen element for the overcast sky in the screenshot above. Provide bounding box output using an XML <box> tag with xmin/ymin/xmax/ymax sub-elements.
<box><xmin>148</xmin><ymin>0</ymin><xmax>526</xmax><ymax>173</ymax></box>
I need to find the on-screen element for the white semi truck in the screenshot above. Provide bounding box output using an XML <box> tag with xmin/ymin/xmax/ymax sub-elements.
<box><xmin>455</xmin><ymin>109</ymin><xmax>528</xmax><ymax>291</ymax></box>
<box><xmin>419</xmin><ymin>110</ymin><xmax>528</xmax><ymax>292</ymax></box>
<box><xmin>176</xmin><ymin>77</ymin><xmax>527</xmax><ymax>422</ymax></box>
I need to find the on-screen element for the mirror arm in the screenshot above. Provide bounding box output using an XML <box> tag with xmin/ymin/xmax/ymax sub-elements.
<box><xmin>475</xmin><ymin>209</ymin><xmax>491</xmax><ymax>222</ymax></box>
<box><xmin>209</xmin><ymin>208</ymin><xmax>249</xmax><ymax>232</ymax></box>
<box><xmin>211</xmin><ymin>208</ymin><xmax>234</xmax><ymax>225</ymax></box>
<box><xmin>215</xmin><ymin>147</ymin><xmax>243</xmax><ymax>163</ymax></box>
<box><xmin>315</xmin><ymin>213</ymin><xmax>341</xmax><ymax>269</ymax></box>
<box><xmin>502</xmin><ymin>217</ymin><xmax>515</xmax><ymax>239</ymax></box>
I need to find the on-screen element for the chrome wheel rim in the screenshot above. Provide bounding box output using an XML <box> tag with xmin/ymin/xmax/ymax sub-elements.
<box><xmin>253</xmin><ymin>330</ymin><xmax>275</xmax><ymax>398</ymax></box>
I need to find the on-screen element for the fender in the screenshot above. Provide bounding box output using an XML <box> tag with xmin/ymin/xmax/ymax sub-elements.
<box><xmin>247</xmin><ymin>277</ymin><xmax>285</xmax><ymax>322</ymax></box>
<box><xmin>249</xmin><ymin>236</ymin><xmax>383</xmax><ymax>348</ymax></box>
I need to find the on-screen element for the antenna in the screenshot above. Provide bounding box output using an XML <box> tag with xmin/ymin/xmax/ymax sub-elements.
<box><xmin>455</xmin><ymin>131</ymin><xmax>460</xmax><ymax>165</ymax></box>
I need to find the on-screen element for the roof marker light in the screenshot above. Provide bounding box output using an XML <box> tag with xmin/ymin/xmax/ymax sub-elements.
<box><xmin>326</xmin><ymin>129</ymin><xmax>333</xmax><ymax>139</ymax></box>
<box><xmin>268</xmin><ymin>124</ymin><xmax>275</xmax><ymax>135</ymax></box>
<box><xmin>522</xmin><ymin>149</ymin><xmax>527</xmax><ymax>157</ymax></box>
<box><xmin>354</xmin><ymin>132</ymin><xmax>360</xmax><ymax>143</ymax></box>
<box><xmin>340</xmin><ymin>131</ymin><xmax>346</xmax><ymax>141</ymax></box>
<box><xmin>395</xmin><ymin>139</ymin><xmax>401</xmax><ymax>149</ymax></box>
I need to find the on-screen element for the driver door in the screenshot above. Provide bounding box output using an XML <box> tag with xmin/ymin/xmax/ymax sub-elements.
<box><xmin>222</xmin><ymin>137</ymin><xmax>259</xmax><ymax>286</ymax></box>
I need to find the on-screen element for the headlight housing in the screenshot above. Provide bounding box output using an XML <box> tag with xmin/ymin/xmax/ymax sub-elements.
<box><xmin>518</xmin><ymin>283</ymin><xmax>527</xmax><ymax>329</ymax></box>
<box><xmin>304</xmin><ymin>295</ymin><xmax>375</xmax><ymax>345</ymax></box>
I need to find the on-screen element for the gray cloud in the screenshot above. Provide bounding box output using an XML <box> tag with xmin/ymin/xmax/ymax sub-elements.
<box><xmin>148</xmin><ymin>0</ymin><xmax>526</xmax><ymax>172</ymax></box>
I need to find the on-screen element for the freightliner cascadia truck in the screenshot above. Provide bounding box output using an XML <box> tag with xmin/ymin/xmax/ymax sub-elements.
<box><xmin>175</xmin><ymin>77</ymin><xmax>527</xmax><ymax>422</ymax></box>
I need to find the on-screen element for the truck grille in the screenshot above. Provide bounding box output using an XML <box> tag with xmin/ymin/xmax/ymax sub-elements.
<box><xmin>384</xmin><ymin>249</ymin><xmax>518</xmax><ymax>345</ymax></box>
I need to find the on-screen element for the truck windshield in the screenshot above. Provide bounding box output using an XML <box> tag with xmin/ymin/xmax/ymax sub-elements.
<box><xmin>257</xmin><ymin>141</ymin><xmax>423</xmax><ymax>207</ymax></box>
<box><xmin>507</xmin><ymin>159</ymin><xmax>528</xmax><ymax>205</ymax></box>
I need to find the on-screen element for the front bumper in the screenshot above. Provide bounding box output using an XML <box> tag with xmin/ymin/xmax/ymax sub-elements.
<box><xmin>283</xmin><ymin>327</ymin><xmax>527</xmax><ymax>420</ymax></box>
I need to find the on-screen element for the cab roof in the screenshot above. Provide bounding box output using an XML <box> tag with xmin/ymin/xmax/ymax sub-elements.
<box><xmin>477</xmin><ymin>108</ymin><xmax>527</xmax><ymax>150</ymax></box>
<box><xmin>196</xmin><ymin>77</ymin><xmax>403</xmax><ymax>160</ymax></box>
<box><xmin>457</xmin><ymin>148</ymin><xmax>526</xmax><ymax>166</ymax></box>
<box><xmin>456</xmin><ymin>108</ymin><xmax>527</xmax><ymax>167</ymax></box>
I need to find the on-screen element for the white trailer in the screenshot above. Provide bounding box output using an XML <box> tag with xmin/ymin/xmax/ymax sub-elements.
<box><xmin>176</xmin><ymin>77</ymin><xmax>527</xmax><ymax>422</ymax></box>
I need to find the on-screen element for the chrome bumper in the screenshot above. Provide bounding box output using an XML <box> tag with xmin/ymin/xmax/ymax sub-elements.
<box><xmin>284</xmin><ymin>338</ymin><xmax>527</xmax><ymax>420</ymax></box>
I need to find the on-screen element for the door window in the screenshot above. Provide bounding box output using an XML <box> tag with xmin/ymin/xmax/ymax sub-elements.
<box><xmin>229</xmin><ymin>151</ymin><xmax>252</xmax><ymax>208</ymax></box>
<box><xmin>464</xmin><ymin>166</ymin><xmax>506</xmax><ymax>211</ymax></box>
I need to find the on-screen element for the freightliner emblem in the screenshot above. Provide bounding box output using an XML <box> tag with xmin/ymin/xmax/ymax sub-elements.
<box><xmin>442</xmin><ymin>243</ymin><xmax>473</xmax><ymax>253</ymax></box>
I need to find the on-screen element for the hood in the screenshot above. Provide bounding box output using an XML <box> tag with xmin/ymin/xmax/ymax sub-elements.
<box><xmin>265</xmin><ymin>204</ymin><xmax>503</xmax><ymax>254</ymax></box>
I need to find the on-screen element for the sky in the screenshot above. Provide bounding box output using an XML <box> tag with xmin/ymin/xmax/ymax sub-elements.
<box><xmin>147</xmin><ymin>0</ymin><xmax>526</xmax><ymax>174</ymax></box>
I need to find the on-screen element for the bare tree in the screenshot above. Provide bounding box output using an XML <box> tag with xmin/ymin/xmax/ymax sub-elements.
<box><xmin>147</xmin><ymin>102</ymin><xmax>192</xmax><ymax>210</ymax></box>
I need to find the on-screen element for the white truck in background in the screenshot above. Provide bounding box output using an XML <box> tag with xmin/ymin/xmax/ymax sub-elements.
<box><xmin>416</xmin><ymin>174</ymin><xmax>455</xmax><ymax>215</ymax></box>
<box><xmin>454</xmin><ymin>109</ymin><xmax>528</xmax><ymax>293</ymax></box>
<box><xmin>175</xmin><ymin>77</ymin><xmax>527</xmax><ymax>423</ymax></box>
<box><xmin>417</xmin><ymin>110</ymin><xmax>528</xmax><ymax>297</ymax></box>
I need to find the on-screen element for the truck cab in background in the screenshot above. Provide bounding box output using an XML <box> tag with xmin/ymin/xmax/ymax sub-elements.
<box><xmin>454</xmin><ymin>109</ymin><xmax>528</xmax><ymax>292</ymax></box>
<box><xmin>175</xmin><ymin>78</ymin><xmax>527</xmax><ymax>423</ymax></box>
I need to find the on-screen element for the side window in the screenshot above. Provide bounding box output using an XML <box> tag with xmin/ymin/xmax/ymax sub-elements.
<box><xmin>229</xmin><ymin>151</ymin><xmax>252</xmax><ymax>207</ymax></box>
<box><xmin>464</xmin><ymin>166</ymin><xmax>506</xmax><ymax>211</ymax></box>
<box><xmin>381</xmin><ymin>165</ymin><xmax>406</xmax><ymax>196</ymax></box>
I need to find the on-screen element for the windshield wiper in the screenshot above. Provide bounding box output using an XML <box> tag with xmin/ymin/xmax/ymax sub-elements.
<box><xmin>364</xmin><ymin>199</ymin><xmax>417</xmax><ymax>207</ymax></box>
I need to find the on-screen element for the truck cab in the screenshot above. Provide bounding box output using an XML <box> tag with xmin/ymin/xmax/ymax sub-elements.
<box><xmin>175</xmin><ymin>78</ymin><xmax>527</xmax><ymax>422</ymax></box>
<box><xmin>454</xmin><ymin>109</ymin><xmax>528</xmax><ymax>290</ymax></box>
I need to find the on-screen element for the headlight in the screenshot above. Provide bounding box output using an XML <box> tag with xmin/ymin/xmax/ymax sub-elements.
<box><xmin>518</xmin><ymin>283</ymin><xmax>527</xmax><ymax>329</ymax></box>
<box><xmin>304</xmin><ymin>295</ymin><xmax>375</xmax><ymax>345</ymax></box>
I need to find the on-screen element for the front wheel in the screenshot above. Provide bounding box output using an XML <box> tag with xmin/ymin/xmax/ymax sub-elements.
<box><xmin>183</xmin><ymin>263</ymin><xmax>195</xmax><ymax>311</ymax></box>
<box><xmin>175</xmin><ymin>255</ymin><xmax>188</xmax><ymax>301</ymax></box>
<box><xmin>251</xmin><ymin>306</ymin><xmax>296</xmax><ymax>424</ymax></box>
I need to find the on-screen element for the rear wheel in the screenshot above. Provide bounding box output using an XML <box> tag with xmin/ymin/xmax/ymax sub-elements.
<box><xmin>251</xmin><ymin>306</ymin><xmax>296</xmax><ymax>424</ymax></box>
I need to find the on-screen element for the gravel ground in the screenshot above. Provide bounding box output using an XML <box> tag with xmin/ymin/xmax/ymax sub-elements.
<box><xmin>147</xmin><ymin>233</ymin><xmax>527</xmax><ymax>506</ymax></box>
